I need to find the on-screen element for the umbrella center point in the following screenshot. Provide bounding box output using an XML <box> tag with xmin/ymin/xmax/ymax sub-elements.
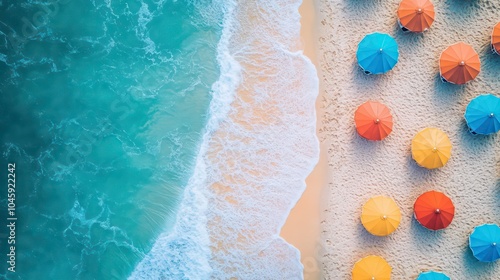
<box><xmin>435</xmin><ymin>209</ymin><xmax>441</xmax><ymax>214</ymax></box>
<box><xmin>372</xmin><ymin>277</ymin><xmax>375</xmax><ymax>280</ymax></box>
<box><xmin>379</xmin><ymin>48</ymin><xmax>383</xmax><ymax>53</ymax></box>
<box><xmin>417</xmin><ymin>8</ymin><xmax>423</xmax><ymax>14</ymax></box>
<box><xmin>432</xmin><ymin>147</ymin><xmax>438</xmax><ymax>152</ymax></box>
<box><xmin>489</xmin><ymin>113</ymin><xmax>494</xmax><ymax>118</ymax></box>
<box><xmin>493</xmin><ymin>242</ymin><xmax>497</xmax><ymax>247</ymax></box>
<box><xmin>374</xmin><ymin>118</ymin><xmax>380</xmax><ymax>124</ymax></box>
<box><xmin>381</xmin><ymin>215</ymin><xmax>387</xmax><ymax>220</ymax></box>
<box><xmin>459</xmin><ymin>61</ymin><xmax>465</xmax><ymax>66</ymax></box>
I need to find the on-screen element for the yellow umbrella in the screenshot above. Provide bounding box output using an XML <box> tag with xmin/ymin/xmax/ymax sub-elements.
<box><xmin>411</xmin><ymin>128</ymin><xmax>452</xmax><ymax>169</ymax></box>
<box><xmin>352</xmin><ymin>255</ymin><xmax>392</xmax><ymax>280</ymax></box>
<box><xmin>361</xmin><ymin>196</ymin><xmax>401</xmax><ymax>236</ymax></box>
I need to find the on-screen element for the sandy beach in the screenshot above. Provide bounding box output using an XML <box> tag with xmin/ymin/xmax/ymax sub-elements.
<box><xmin>285</xmin><ymin>0</ymin><xmax>500</xmax><ymax>279</ymax></box>
<box><xmin>281</xmin><ymin>0</ymin><xmax>326</xmax><ymax>278</ymax></box>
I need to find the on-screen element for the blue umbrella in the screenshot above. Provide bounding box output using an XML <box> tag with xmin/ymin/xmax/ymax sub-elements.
<box><xmin>464</xmin><ymin>94</ymin><xmax>500</xmax><ymax>135</ymax></box>
<box><xmin>469</xmin><ymin>224</ymin><xmax>500</xmax><ymax>262</ymax></box>
<box><xmin>356</xmin><ymin>32</ymin><xmax>399</xmax><ymax>74</ymax></box>
<box><xmin>417</xmin><ymin>271</ymin><xmax>450</xmax><ymax>280</ymax></box>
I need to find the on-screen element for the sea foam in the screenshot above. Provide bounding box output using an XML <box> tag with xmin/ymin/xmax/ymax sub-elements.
<box><xmin>130</xmin><ymin>0</ymin><xmax>319</xmax><ymax>278</ymax></box>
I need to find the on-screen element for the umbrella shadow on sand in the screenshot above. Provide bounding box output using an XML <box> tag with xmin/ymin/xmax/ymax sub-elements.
<box><xmin>356</xmin><ymin>221</ymin><xmax>393</xmax><ymax>246</ymax></box>
<box><xmin>405</xmin><ymin>150</ymin><xmax>435</xmax><ymax>184</ymax></box>
<box><xmin>350</xmin><ymin>60</ymin><xmax>397</xmax><ymax>106</ymax></box>
<box><xmin>409</xmin><ymin>216</ymin><xmax>443</xmax><ymax>245</ymax></box>
<box><xmin>457</xmin><ymin>119</ymin><xmax>497</xmax><ymax>151</ymax></box>
<box><xmin>486</xmin><ymin>47</ymin><xmax>500</xmax><ymax>64</ymax></box>
<box><xmin>351</xmin><ymin>132</ymin><xmax>386</xmax><ymax>162</ymax></box>
<box><xmin>479</xmin><ymin>43</ymin><xmax>500</xmax><ymax>83</ymax></box>
<box><xmin>392</xmin><ymin>21</ymin><xmax>426</xmax><ymax>46</ymax></box>
<box><xmin>351</xmin><ymin>60</ymin><xmax>388</xmax><ymax>91</ymax></box>
<box><xmin>432</xmin><ymin>74</ymin><xmax>466</xmax><ymax>105</ymax></box>
<box><xmin>462</xmin><ymin>242</ymin><xmax>497</xmax><ymax>278</ymax></box>
<box><xmin>343</xmin><ymin>0</ymin><xmax>384</xmax><ymax>8</ymax></box>
<box><xmin>444</xmin><ymin>0</ymin><xmax>481</xmax><ymax>13</ymax></box>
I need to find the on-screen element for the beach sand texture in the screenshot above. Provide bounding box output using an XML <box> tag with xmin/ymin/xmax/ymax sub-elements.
<box><xmin>281</xmin><ymin>0</ymin><xmax>327</xmax><ymax>280</ymax></box>
<box><xmin>311</xmin><ymin>0</ymin><xmax>500</xmax><ymax>279</ymax></box>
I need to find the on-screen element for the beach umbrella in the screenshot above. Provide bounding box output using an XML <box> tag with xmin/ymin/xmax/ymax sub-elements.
<box><xmin>464</xmin><ymin>94</ymin><xmax>500</xmax><ymax>135</ymax></box>
<box><xmin>417</xmin><ymin>271</ymin><xmax>450</xmax><ymax>280</ymax></box>
<box><xmin>356</xmin><ymin>32</ymin><xmax>399</xmax><ymax>74</ymax></box>
<box><xmin>439</xmin><ymin>42</ymin><xmax>480</xmax><ymax>85</ymax></box>
<box><xmin>411</xmin><ymin>128</ymin><xmax>451</xmax><ymax>169</ymax></box>
<box><xmin>361</xmin><ymin>196</ymin><xmax>401</xmax><ymax>236</ymax></box>
<box><xmin>492</xmin><ymin>22</ymin><xmax>500</xmax><ymax>55</ymax></box>
<box><xmin>352</xmin><ymin>255</ymin><xmax>392</xmax><ymax>280</ymax></box>
<box><xmin>414</xmin><ymin>191</ymin><xmax>454</xmax><ymax>230</ymax></box>
<box><xmin>397</xmin><ymin>0</ymin><xmax>435</xmax><ymax>33</ymax></box>
<box><xmin>355</xmin><ymin>101</ymin><xmax>393</xmax><ymax>141</ymax></box>
<box><xmin>469</xmin><ymin>224</ymin><xmax>500</xmax><ymax>262</ymax></box>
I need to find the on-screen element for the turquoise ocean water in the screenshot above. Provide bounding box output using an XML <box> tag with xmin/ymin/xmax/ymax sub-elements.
<box><xmin>0</xmin><ymin>0</ymin><xmax>222</xmax><ymax>279</ymax></box>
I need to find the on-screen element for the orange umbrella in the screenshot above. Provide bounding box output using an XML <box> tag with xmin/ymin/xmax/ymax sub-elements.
<box><xmin>414</xmin><ymin>190</ymin><xmax>455</xmax><ymax>230</ymax></box>
<box><xmin>354</xmin><ymin>101</ymin><xmax>393</xmax><ymax>141</ymax></box>
<box><xmin>492</xmin><ymin>22</ymin><xmax>500</xmax><ymax>55</ymax></box>
<box><xmin>397</xmin><ymin>0</ymin><xmax>435</xmax><ymax>33</ymax></box>
<box><xmin>439</xmin><ymin>42</ymin><xmax>480</xmax><ymax>85</ymax></box>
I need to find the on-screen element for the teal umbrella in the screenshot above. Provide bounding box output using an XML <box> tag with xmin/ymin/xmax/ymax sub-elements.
<box><xmin>464</xmin><ymin>94</ymin><xmax>500</xmax><ymax>135</ymax></box>
<box><xmin>356</xmin><ymin>32</ymin><xmax>399</xmax><ymax>74</ymax></box>
<box><xmin>469</xmin><ymin>224</ymin><xmax>500</xmax><ymax>262</ymax></box>
<box><xmin>417</xmin><ymin>271</ymin><xmax>450</xmax><ymax>280</ymax></box>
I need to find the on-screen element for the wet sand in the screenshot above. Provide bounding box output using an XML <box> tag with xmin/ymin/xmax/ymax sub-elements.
<box><xmin>281</xmin><ymin>0</ymin><xmax>327</xmax><ymax>279</ymax></box>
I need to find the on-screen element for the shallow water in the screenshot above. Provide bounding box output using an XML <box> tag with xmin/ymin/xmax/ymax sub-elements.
<box><xmin>130</xmin><ymin>0</ymin><xmax>319</xmax><ymax>279</ymax></box>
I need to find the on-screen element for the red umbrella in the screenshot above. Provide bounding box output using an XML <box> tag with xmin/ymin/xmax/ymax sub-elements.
<box><xmin>397</xmin><ymin>0</ymin><xmax>435</xmax><ymax>33</ymax></box>
<box><xmin>414</xmin><ymin>191</ymin><xmax>455</xmax><ymax>230</ymax></box>
<box><xmin>354</xmin><ymin>101</ymin><xmax>393</xmax><ymax>141</ymax></box>
<box><xmin>439</xmin><ymin>42</ymin><xmax>480</xmax><ymax>85</ymax></box>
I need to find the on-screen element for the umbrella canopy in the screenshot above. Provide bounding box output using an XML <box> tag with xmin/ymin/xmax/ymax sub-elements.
<box><xmin>414</xmin><ymin>191</ymin><xmax>455</xmax><ymax>230</ymax></box>
<box><xmin>469</xmin><ymin>224</ymin><xmax>500</xmax><ymax>262</ymax></box>
<box><xmin>352</xmin><ymin>255</ymin><xmax>392</xmax><ymax>280</ymax></box>
<box><xmin>357</xmin><ymin>32</ymin><xmax>399</xmax><ymax>74</ymax></box>
<box><xmin>439</xmin><ymin>42</ymin><xmax>480</xmax><ymax>85</ymax></box>
<box><xmin>411</xmin><ymin>128</ymin><xmax>452</xmax><ymax>169</ymax></box>
<box><xmin>417</xmin><ymin>271</ymin><xmax>450</xmax><ymax>280</ymax></box>
<box><xmin>355</xmin><ymin>101</ymin><xmax>393</xmax><ymax>141</ymax></box>
<box><xmin>361</xmin><ymin>196</ymin><xmax>401</xmax><ymax>236</ymax></box>
<box><xmin>397</xmin><ymin>0</ymin><xmax>435</xmax><ymax>33</ymax></box>
<box><xmin>464</xmin><ymin>94</ymin><xmax>500</xmax><ymax>135</ymax></box>
<box><xmin>492</xmin><ymin>22</ymin><xmax>500</xmax><ymax>55</ymax></box>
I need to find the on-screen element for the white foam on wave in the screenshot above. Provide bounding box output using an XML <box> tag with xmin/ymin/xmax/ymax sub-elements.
<box><xmin>130</xmin><ymin>0</ymin><xmax>319</xmax><ymax>278</ymax></box>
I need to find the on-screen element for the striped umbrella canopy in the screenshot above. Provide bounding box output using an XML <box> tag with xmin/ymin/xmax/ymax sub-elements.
<box><xmin>397</xmin><ymin>0</ymin><xmax>435</xmax><ymax>32</ymax></box>
<box><xmin>469</xmin><ymin>224</ymin><xmax>500</xmax><ymax>262</ymax></box>
<box><xmin>414</xmin><ymin>191</ymin><xmax>454</xmax><ymax>230</ymax></box>
<box><xmin>354</xmin><ymin>101</ymin><xmax>393</xmax><ymax>141</ymax></box>
<box><xmin>411</xmin><ymin>128</ymin><xmax>452</xmax><ymax>169</ymax></box>
<box><xmin>357</xmin><ymin>32</ymin><xmax>399</xmax><ymax>74</ymax></box>
<box><xmin>464</xmin><ymin>94</ymin><xmax>500</xmax><ymax>135</ymax></box>
<box><xmin>352</xmin><ymin>255</ymin><xmax>392</xmax><ymax>280</ymax></box>
<box><xmin>492</xmin><ymin>22</ymin><xmax>500</xmax><ymax>55</ymax></box>
<box><xmin>361</xmin><ymin>196</ymin><xmax>401</xmax><ymax>237</ymax></box>
<box><xmin>417</xmin><ymin>271</ymin><xmax>450</xmax><ymax>280</ymax></box>
<box><xmin>439</xmin><ymin>42</ymin><xmax>480</xmax><ymax>85</ymax></box>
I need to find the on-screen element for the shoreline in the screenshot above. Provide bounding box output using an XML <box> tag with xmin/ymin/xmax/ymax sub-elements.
<box><xmin>280</xmin><ymin>0</ymin><xmax>327</xmax><ymax>279</ymax></box>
